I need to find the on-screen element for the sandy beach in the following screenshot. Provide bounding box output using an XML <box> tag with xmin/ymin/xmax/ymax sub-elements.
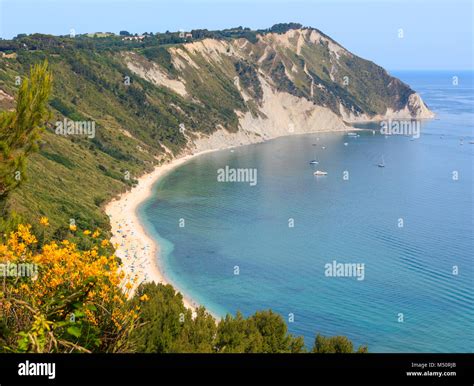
<box><xmin>105</xmin><ymin>129</ymin><xmax>361</xmax><ymax>314</ymax></box>
<box><xmin>105</xmin><ymin>149</ymin><xmax>219</xmax><ymax>313</ymax></box>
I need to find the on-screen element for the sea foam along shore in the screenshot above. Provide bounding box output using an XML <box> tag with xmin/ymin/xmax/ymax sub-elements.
<box><xmin>105</xmin><ymin>149</ymin><xmax>221</xmax><ymax>314</ymax></box>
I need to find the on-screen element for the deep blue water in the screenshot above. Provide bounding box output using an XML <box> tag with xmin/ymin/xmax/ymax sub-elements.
<box><xmin>139</xmin><ymin>71</ymin><xmax>473</xmax><ymax>352</ymax></box>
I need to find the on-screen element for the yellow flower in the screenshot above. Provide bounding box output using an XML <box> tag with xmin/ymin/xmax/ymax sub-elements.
<box><xmin>139</xmin><ymin>294</ymin><xmax>149</xmax><ymax>302</ymax></box>
<box><xmin>69</xmin><ymin>224</ymin><xmax>77</xmax><ymax>232</ymax></box>
<box><xmin>92</xmin><ymin>230</ymin><xmax>100</xmax><ymax>238</ymax></box>
<box><xmin>83</xmin><ymin>230</ymin><xmax>91</xmax><ymax>236</ymax></box>
<box><xmin>15</xmin><ymin>224</ymin><xmax>37</xmax><ymax>245</ymax></box>
<box><xmin>3</xmin><ymin>222</ymin><xmax>139</xmax><ymax>349</ymax></box>
<box><xmin>39</xmin><ymin>217</ymin><xmax>49</xmax><ymax>227</ymax></box>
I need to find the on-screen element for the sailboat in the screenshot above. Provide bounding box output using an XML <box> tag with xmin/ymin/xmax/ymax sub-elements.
<box><xmin>378</xmin><ymin>155</ymin><xmax>385</xmax><ymax>168</ymax></box>
<box><xmin>314</xmin><ymin>170</ymin><xmax>328</xmax><ymax>176</ymax></box>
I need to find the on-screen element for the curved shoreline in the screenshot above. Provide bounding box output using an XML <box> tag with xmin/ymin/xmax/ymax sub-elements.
<box><xmin>104</xmin><ymin>128</ymin><xmax>367</xmax><ymax>315</ymax></box>
<box><xmin>105</xmin><ymin>149</ymin><xmax>221</xmax><ymax>314</ymax></box>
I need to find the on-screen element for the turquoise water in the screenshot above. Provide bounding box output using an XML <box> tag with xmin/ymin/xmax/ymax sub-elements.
<box><xmin>138</xmin><ymin>71</ymin><xmax>473</xmax><ymax>352</ymax></box>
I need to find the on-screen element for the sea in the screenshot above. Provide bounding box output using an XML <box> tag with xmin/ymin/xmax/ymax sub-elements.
<box><xmin>138</xmin><ymin>70</ymin><xmax>473</xmax><ymax>352</ymax></box>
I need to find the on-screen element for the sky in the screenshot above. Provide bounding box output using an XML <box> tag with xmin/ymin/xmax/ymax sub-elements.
<box><xmin>0</xmin><ymin>0</ymin><xmax>472</xmax><ymax>70</ymax></box>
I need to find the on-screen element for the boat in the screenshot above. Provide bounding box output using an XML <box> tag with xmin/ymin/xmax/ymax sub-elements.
<box><xmin>314</xmin><ymin>170</ymin><xmax>328</xmax><ymax>176</ymax></box>
<box><xmin>347</xmin><ymin>132</ymin><xmax>359</xmax><ymax>137</ymax></box>
<box><xmin>344</xmin><ymin>142</ymin><xmax>348</xmax><ymax>146</ymax></box>
<box><xmin>309</xmin><ymin>146</ymin><xmax>319</xmax><ymax>164</ymax></box>
<box><xmin>321</xmin><ymin>146</ymin><xmax>326</xmax><ymax>150</ymax></box>
<box><xmin>378</xmin><ymin>155</ymin><xmax>385</xmax><ymax>168</ymax></box>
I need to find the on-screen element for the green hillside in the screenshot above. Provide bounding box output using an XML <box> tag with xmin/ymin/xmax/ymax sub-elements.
<box><xmin>0</xmin><ymin>23</ymin><xmax>426</xmax><ymax>237</ymax></box>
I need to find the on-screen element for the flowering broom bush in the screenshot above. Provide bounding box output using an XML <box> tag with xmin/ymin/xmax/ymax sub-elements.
<box><xmin>0</xmin><ymin>219</ymin><xmax>140</xmax><ymax>353</ymax></box>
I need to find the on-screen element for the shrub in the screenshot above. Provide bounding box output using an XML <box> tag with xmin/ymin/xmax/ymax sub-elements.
<box><xmin>0</xmin><ymin>221</ymin><xmax>138</xmax><ymax>353</ymax></box>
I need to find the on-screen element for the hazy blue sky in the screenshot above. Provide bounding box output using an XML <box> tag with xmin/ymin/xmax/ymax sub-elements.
<box><xmin>0</xmin><ymin>0</ymin><xmax>472</xmax><ymax>70</ymax></box>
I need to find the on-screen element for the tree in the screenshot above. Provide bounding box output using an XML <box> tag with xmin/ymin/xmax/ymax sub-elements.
<box><xmin>215</xmin><ymin>312</ymin><xmax>263</xmax><ymax>353</ymax></box>
<box><xmin>250</xmin><ymin>310</ymin><xmax>305</xmax><ymax>353</ymax></box>
<box><xmin>131</xmin><ymin>283</ymin><xmax>188</xmax><ymax>353</ymax></box>
<box><xmin>269</xmin><ymin>23</ymin><xmax>303</xmax><ymax>34</ymax></box>
<box><xmin>119</xmin><ymin>31</ymin><xmax>130</xmax><ymax>36</ymax></box>
<box><xmin>131</xmin><ymin>283</ymin><xmax>364</xmax><ymax>354</ymax></box>
<box><xmin>172</xmin><ymin>307</ymin><xmax>216</xmax><ymax>353</ymax></box>
<box><xmin>289</xmin><ymin>335</ymin><xmax>306</xmax><ymax>353</ymax></box>
<box><xmin>0</xmin><ymin>61</ymin><xmax>52</xmax><ymax>217</ymax></box>
<box><xmin>312</xmin><ymin>334</ymin><xmax>367</xmax><ymax>353</ymax></box>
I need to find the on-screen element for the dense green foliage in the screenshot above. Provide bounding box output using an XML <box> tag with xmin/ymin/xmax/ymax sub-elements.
<box><xmin>0</xmin><ymin>25</ymin><xmax>416</xmax><ymax>236</ymax></box>
<box><xmin>0</xmin><ymin>27</ymin><xmax>410</xmax><ymax>353</ymax></box>
<box><xmin>0</xmin><ymin>61</ymin><xmax>51</xmax><ymax>221</ymax></box>
<box><xmin>131</xmin><ymin>283</ymin><xmax>361</xmax><ymax>353</ymax></box>
<box><xmin>312</xmin><ymin>334</ymin><xmax>368</xmax><ymax>353</ymax></box>
<box><xmin>0</xmin><ymin>57</ymin><xmax>370</xmax><ymax>355</ymax></box>
<box><xmin>269</xmin><ymin>23</ymin><xmax>304</xmax><ymax>34</ymax></box>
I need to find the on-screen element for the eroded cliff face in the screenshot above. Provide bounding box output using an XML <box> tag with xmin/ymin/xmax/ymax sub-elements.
<box><xmin>0</xmin><ymin>25</ymin><xmax>434</xmax><ymax>229</ymax></box>
<box><xmin>123</xmin><ymin>28</ymin><xmax>433</xmax><ymax>153</ymax></box>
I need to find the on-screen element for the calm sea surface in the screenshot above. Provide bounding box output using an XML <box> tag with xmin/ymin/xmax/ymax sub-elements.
<box><xmin>139</xmin><ymin>71</ymin><xmax>473</xmax><ymax>352</ymax></box>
